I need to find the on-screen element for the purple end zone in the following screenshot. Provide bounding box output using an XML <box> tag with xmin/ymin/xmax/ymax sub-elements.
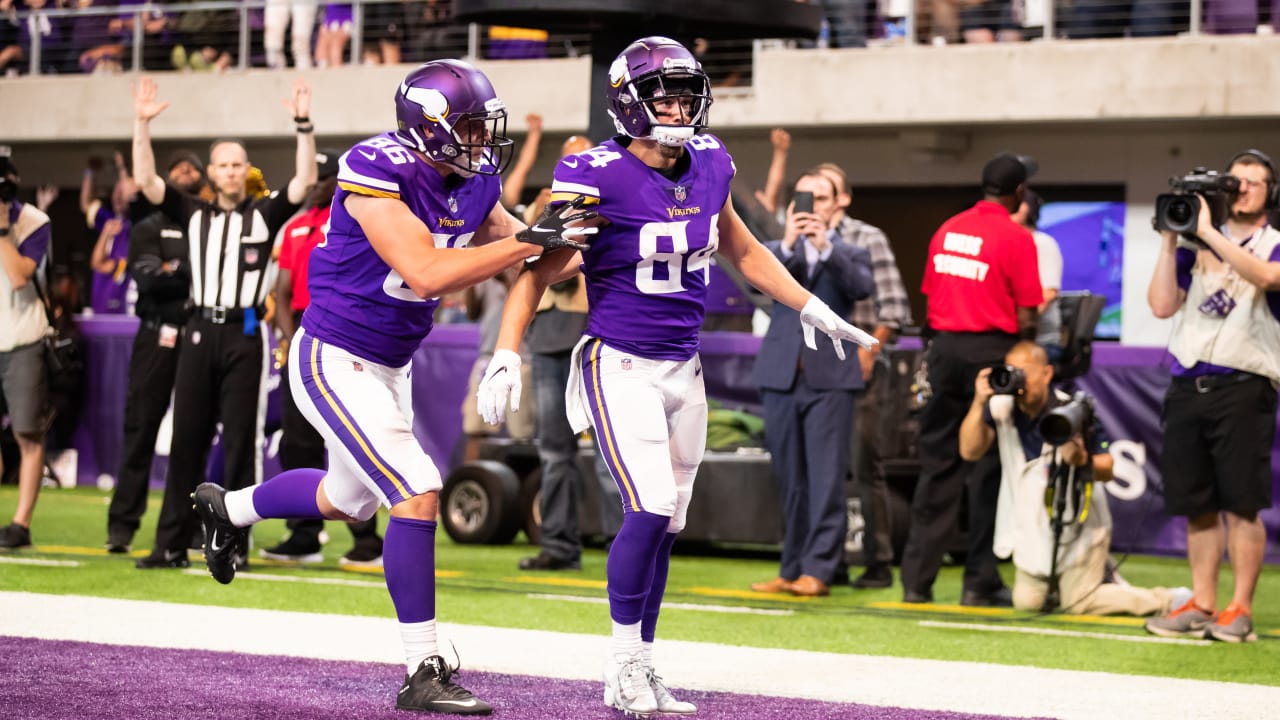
<box><xmin>0</xmin><ymin>636</ymin><xmax>1049</xmax><ymax>720</ymax></box>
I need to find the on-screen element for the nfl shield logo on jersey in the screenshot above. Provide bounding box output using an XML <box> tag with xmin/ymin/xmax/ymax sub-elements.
<box><xmin>244</xmin><ymin>248</ymin><xmax>259</xmax><ymax>265</ymax></box>
<box><xmin>448</xmin><ymin>196</ymin><xmax>458</xmax><ymax>214</ymax></box>
<box><xmin>672</xmin><ymin>185</ymin><xmax>688</xmax><ymax>203</ymax></box>
<box><xmin>620</xmin><ymin>358</ymin><xmax>632</xmax><ymax>371</ymax></box>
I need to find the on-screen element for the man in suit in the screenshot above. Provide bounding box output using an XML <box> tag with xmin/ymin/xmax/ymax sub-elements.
<box><xmin>750</xmin><ymin>171</ymin><xmax>874</xmax><ymax>597</ymax></box>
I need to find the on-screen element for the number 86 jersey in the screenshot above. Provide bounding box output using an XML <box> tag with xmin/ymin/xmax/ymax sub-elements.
<box><xmin>550</xmin><ymin>135</ymin><xmax>735</xmax><ymax>362</ymax></box>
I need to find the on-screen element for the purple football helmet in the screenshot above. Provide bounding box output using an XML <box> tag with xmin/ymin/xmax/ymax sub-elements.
<box><xmin>393</xmin><ymin>59</ymin><xmax>514</xmax><ymax>176</ymax></box>
<box><xmin>606</xmin><ymin>36</ymin><xmax>713</xmax><ymax>148</ymax></box>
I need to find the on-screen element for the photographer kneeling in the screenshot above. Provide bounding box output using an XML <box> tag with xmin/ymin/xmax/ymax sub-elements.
<box><xmin>1144</xmin><ymin>150</ymin><xmax>1280</xmax><ymax>643</ymax></box>
<box><xmin>959</xmin><ymin>342</ymin><xmax>1184</xmax><ymax>615</ymax></box>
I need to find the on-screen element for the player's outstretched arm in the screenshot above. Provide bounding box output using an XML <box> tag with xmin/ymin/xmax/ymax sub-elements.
<box><xmin>716</xmin><ymin>196</ymin><xmax>877</xmax><ymax>359</ymax></box>
<box><xmin>350</xmin><ymin>193</ymin><xmax>541</xmax><ymax>299</ymax></box>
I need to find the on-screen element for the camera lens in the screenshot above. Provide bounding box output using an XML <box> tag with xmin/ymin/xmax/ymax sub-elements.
<box><xmin>1167</xmin><ymin>198</ymin><xmax>1193</xmax><ymax>225</ymax></box>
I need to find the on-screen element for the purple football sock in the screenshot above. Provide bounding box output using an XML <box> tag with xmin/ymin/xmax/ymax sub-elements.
<box><xmin>640</xmin><ymin>531</ymin><xmax>678</xmax><ymax>643</ymax></box>
<box><xmin>607</xmin><ymin>511</ymin><xmax>670</xmax><ymax>626</ymax></box>
<box><xmin>384</xmin><ymin>515</ymin><xmax>437</xmax><ymax>623</ymax></box>
<box><xmin>250</xmin><ymin>468</ymin><xmax>326</xmax><ymax>519</ymax></box>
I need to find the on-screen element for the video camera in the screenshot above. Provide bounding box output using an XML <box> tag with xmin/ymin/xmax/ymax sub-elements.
<box><xmin>1153</xmin><ymin>168</ymin><xmax>1239</xmax><ymax>237</ymax></box>
<box><xmin>0</xmin><ymin>145</ymin><xmax>17</xmax><ymax>203</ymax></box>
<box><xmin>1038</xmin><ymin>392</ymin><xmax>1095</xmax><ymax>446</ymax></box>
<box><xmin>988</xmin><ymin>365</ymin><xmax>1025</xmax><ymax>395</ymax></box>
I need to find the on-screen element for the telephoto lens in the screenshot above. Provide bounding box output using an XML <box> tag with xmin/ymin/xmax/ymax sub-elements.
<box><xmin>988</xmin><ymin>365</ymin><xmax>1026</xmax><ymax>395</ymax></box>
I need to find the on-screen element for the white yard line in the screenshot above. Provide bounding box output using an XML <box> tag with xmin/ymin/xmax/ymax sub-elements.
<box><xmin>1</xmin><ymin>591</ymin><xmax>1275</xmax><ymax>720</ymax></box>
<box><xmin>920</xmin><ymin>620</ymin><xmax>1214</xmax><ymax>646</ymax></box>
<box><xmin>181</xmin><ymin>568</ymin><xmax>386</xmax><ymax>589</ymax></box>
<box><xmin>0</xmin><ymin>556</ymin><xmax>80</xmax><ymax>567</ymax></box>
<box><xmin>525</xmin><ymin>592</ymin><xmax>795</xmax><ymax>616</ymax></box>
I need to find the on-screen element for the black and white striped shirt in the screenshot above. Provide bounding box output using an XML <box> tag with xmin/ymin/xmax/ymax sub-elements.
<box><xmin>156</xmin><ymin>183</ymin><xmax>301</xmax><ymax>311</ymax></box>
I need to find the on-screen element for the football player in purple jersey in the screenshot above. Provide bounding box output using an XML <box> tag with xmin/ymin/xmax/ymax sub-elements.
<box><xmin>476</xmin><ymin>36</ymin><xmax>877</xmax><ymax>717</ymax></box>
<box><xmin>190</xmin><ymin>60</ymin><xmax>596</xmax><ymax>716</ymax></box>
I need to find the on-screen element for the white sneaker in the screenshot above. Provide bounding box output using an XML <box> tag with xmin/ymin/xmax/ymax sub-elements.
<box><xmin>647</xmin><ymin>667</ymin><xmax>696</xmax><ymax>714</ymax></box>
<box><xmin>603</xmin><ymin>653</ymin><xmax>658</xmax><ymax>717</ymax></box>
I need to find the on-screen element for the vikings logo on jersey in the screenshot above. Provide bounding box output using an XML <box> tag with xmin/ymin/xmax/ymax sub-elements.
<box><xmin>302</xmin><ymin>131</ymin><xmax>501</xmax><ymax>367</ymax></box>
<box><xmin>549</xmin><ymin>135</ymin><xmax>735</xmax><ymax>361</ymax></box>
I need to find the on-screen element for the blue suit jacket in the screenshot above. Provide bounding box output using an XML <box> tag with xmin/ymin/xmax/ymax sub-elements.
<box><xmin>752</xmin><ymin>236</ymin><xmax>874</xmax><ymax>391</ymax></box>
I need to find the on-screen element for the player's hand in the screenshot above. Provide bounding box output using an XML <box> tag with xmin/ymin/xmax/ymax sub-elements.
<box><xmin>799</xmin><ymin>296</ymin><xmax>878</xmax><ymax>361</ymax></box>
<box><xmin>132</xmin><ymin>77</ymin><xmax>169</xmax><ymax>122</ymax></box>
<box><xmin>476</xmin><ymin>349</ymin><xmax>522</xmax><ymax>426</ymax></box>
<box><xmin>516</xmin><ymin>195</ymin><xmax>601</xmax><ymax>252</ymax></box>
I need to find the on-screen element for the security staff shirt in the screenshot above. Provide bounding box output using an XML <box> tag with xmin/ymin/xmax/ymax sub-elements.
<box><xmin>922</xmin><ymin>200</ymin><xmax>1043</xmax><ymax>334</ymax></box>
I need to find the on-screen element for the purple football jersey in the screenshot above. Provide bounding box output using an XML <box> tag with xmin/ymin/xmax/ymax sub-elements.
<box><xmin>550</xmin><ymin>135</ymin><xmax>735</xmax><ymax>360</ymax></box>
<box><xmin>89</xmin><ymin>206</ymin><xmax>131</xmax><ymax>315</ymax></box>
<box><xmin>303</xmin><ymin>132</ymin><xmax>502</xmax><ymax>367</ymax></box>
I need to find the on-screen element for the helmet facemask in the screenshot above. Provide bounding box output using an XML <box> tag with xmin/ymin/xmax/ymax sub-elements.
<box><xmin>633</xmin><ymin>71</ymin><xmax>711</xmax><ymax>147</ymax></box>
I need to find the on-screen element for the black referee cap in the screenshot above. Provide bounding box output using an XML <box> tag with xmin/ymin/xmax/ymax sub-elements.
<box><xmin>981</xmin><ymin>153</ymin><xmax>1038</xmax><ymax>196</ymax></box>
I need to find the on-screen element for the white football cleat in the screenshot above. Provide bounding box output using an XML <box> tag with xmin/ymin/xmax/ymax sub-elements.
<box><xmin>603</xmin><ymin>653</ymin><xmax>658</xmax><ymax>718</ymax></box>
<box><xmin>648</xmin><ymin>667</ymin><xmax>696</xmax><ymax>714</ymax></box>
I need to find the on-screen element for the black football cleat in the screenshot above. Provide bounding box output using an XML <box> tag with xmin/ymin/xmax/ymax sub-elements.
<box><xmin>396</xmin><ymin>655</ymin><xmax>492</xmax><ymax>715</ymax></box>
<box><xmin>191</xmin><ymin>483</ymin><xmax>243</xmax><ymax>585</ymax></box>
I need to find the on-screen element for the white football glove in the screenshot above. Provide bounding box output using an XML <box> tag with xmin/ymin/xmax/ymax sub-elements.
<box><xmin>476</xmin><ymin>349</ymin><xmax>522</xmax><ymax>426</ymax></box>
<box><xmin>799</xmin><ymin>296</ymin><xmax>879</xmax><ymax>361</ymax></box>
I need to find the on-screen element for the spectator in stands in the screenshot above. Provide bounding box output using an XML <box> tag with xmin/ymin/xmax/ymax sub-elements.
<box><xmin>169</xmin><ymin>0</ymin><xmax>236</xmax><ymax>72</ymax></box>
<box><xmin>1012</xmin><ymin>189</ymin><xmax>1064</xmax><ymax>364</ymax></box>
<box><xmin>816</xmin><ymin>0</ymin><xmax>870</xmax><ymax>47</ymax></box>
<box><xmin>0</xmin><ymin>0</ymin><xmax>19</xmax><ymax>74</ymax></box>
<box><xmin>402</xmin><ymin>0</ymin><xmax>461</xmax><ymax>64</ymax></box>
<box><xmin>814</xmin><ymin>161</ymin><xmax>913</xmax><ymax>590</ymax></box>
<box><xmin>263</xmin><ymin>0</ymin><xmax>315</xmax><ymax>69</ymax></box>
<box><xmin>362</xmin><ymin>0</ymin><xmax>411</xmax><ymax>65</ymax></box>
<box><xmin>960</xmin><ymin>341</ymin><xmax>1187</xmax><ymax>615</ymax></box>
<box><xmin>314</xmin><ymin>3</ymin><xmax>351</xmax><ymax>67</ymax></box>
<box><xmin>72</xmin><ymin>0</ymin><xmax>125</xmax><ymax>73</ymax></box>
<box><xmin>930</xmin><ymin>0</ymin><xmax>1020</xmax><ymax>44</ymax></box>
<box><xmin>0</xmin><ymin>151</ymin><xmax>53</xmax><ymax>549</ymax></box>
<box><xmin>112</xmin><ymin>0</ymin><xmax>174</xmax><ymax>71</ymax></box>
<box><xmin>751</xmin><ymin>171</ymin><xmax>874</xmax><ymax>597</ymax></box>
<box><xmin>1144</xmin><ymin>149</ymin><xmax>1280</xmax><ymax>644</ymax></box>
<box><xmin>80</xmin><ymin>151</ymin><xmax>134</xmax><ymax>315</ymax></box>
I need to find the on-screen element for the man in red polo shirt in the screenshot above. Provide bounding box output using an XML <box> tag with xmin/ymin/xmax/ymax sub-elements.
<box><xmin>261</xmin><ymin>148</ymin><xmax>384</xmax><ymax>568</ymax></box>
<box><xmin>900</xmin><ymin>152</ymin><xmax>1043</xmax><ymax>606</ymax></box>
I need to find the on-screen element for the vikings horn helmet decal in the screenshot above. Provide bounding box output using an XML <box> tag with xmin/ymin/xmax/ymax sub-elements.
<box><xmin>605</xmin><ymin>36</ymin><xmax>713</xmax><ymax>148</ymax></box>
<box><xmin>393</xmin><ymin>59</ymin><xmax>514</xmax><ymax>176</ymax></box>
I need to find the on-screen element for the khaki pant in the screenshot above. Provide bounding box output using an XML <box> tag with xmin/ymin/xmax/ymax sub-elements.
<box><xmin>1014</xmin><ymin>540</ymin><xmax>1173</xmax><ymax>616</ymax></box>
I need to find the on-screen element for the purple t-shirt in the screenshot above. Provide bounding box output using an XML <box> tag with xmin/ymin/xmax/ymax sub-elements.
<box><xmin>302</xmin><ymin>132</ymin><xmax>501</xmax><ymax>367</ymax></box>
<box><xmin>549</xmin><ymin>135</ymin><xmax>736</xmax><ymax>361</ymax></box>
<box><xmin>9</xmin><ymin>202</ymin><xmax>50</xmax><ymax>264</ymax></box>
<box><xmin>89</xmin><ymin>206</ymin><xmax>131</xmax><ymax>315</ymax></box>
<box><xmin>1169</xmin><ymin>238</ymin><xmax>1280</xmax><ymax>376</ymax></box>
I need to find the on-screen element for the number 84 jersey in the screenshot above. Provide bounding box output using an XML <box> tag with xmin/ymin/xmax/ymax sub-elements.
<box><xmin>550</xmin><ymin>135</ymin><xmax>735</xmax><ymax>362</ymax></box>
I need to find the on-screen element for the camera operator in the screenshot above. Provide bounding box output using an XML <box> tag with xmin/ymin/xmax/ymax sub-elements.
<box><xmin>960</xmin><ymin>342</ymin><xmax>1184</xmax><ymax>615</ymax></box>
<box><xmin>1144</xmin><ymin>149</ymin><xmax>1280</xmax><ymax>643</ymax></box>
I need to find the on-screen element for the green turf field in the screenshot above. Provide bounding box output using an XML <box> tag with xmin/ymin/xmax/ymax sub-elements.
<box><xmin>3</xmin><ymin>486</ymin><xmax>1277</xmax><ymax>686</ymax></box>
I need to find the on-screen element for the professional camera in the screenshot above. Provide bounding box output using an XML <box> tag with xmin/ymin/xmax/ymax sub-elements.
<box><xmin>988</xmin><ymin>364</ymin><xmax>1025</xmax><ymax>395</ymax></box>
<box><xmin>1039</xmin><ymin>393</ymin><xmax>1095</xmax><ymax>447</ymax></box>
<box><xmin>1153</xmin><ymin>168</ymin><xmax>1239</xmax><ymax>236</ymax></box>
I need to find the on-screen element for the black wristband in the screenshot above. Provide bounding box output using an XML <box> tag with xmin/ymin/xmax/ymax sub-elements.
<box><xmin>295</xmin><ymin>124</ymin><xmax>314</xmax><ymax>134</ymax></box>
<box><xmin>293</xmin><ymin>116</ymin><xmax>310</xmax><ymax>123</ymax></box>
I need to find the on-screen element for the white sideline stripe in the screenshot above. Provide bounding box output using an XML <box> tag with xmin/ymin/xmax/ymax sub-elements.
<box><xmin>919</xmin><ymin>620</ymin><xmax>1214</xmax><ymax>646</ymax></box>
<box><xmin>0</xmin><ymin>556</ymin><xmax>79</xmax><ymax>568</ymax></box>
<box><xmin>181</xmin><ymin>568</ymin><xmax>384</xmax><ymax>589</ymax></box>
<box><xmin>2</xmin><ymin>592</ymin><xmax>1277</xmax><ymax>720</ymax></box>
<box><xmin>526</xmin><ymin>593</ymin><xmax>794</xmax><ymax>616</ymax></box>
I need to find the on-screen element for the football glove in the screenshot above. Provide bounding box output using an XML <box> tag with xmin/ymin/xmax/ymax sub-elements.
<box><xmin>476</xmin><ymin>349</ymin><xmax>522</xmax><ymax>426</ymax></box>
<box><xmin>799</xmin><ymin>296</ymin><xmax>879</xmax><ymax>361</ymax></box>
<box><xmin>516</xmin><ymin>195</ymin><xmax>600</xmax><ymax>252</ymax></box>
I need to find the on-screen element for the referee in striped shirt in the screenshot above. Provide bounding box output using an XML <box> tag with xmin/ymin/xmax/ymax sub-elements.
<box><xmin>130</xmin><ymin>77</ymin><xmax>317</xmax><ymax>569</ymax></box>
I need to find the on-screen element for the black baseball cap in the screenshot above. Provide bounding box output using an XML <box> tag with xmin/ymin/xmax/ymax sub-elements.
<box><xmin>981</xmin><ymin>152</ymin><xmax>1038</xmax><ymax>196</ymax></box>
<box><xmin>316</xmin><ymin>148</ymin><xmax>341</xmax><ymax>179</ymax></box>
<box><xmin>166</xmin><ymin>150</ymin><xmax>205</xmax><ymax>177</ymax></box>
